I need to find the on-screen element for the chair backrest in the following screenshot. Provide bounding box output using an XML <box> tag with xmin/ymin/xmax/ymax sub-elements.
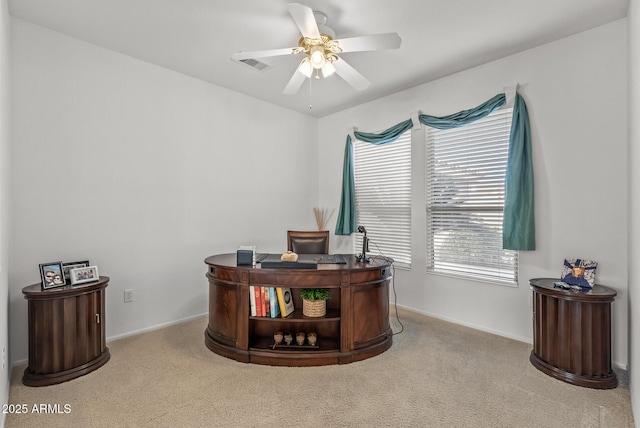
<box><xmin>287</xmin><ymin>230</ymin><xmax>330</xmax><ymax>254</ymax></box>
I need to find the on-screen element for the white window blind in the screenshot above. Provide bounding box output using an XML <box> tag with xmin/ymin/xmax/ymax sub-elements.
<box><xmin>354</xmin><ymin>131</ymin><xmax>412</xmax><ymax>267</ymax></box>
<box><xmin>425</xmin><ymin>108</ymin><xmax>518</xmax><ymax>284</ymax></box>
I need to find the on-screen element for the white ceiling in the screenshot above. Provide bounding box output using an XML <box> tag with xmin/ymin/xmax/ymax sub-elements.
<box><xmin>8</xmin><ymin>0</ymin><xmax>629</xmax><ymax>118</ymax></box>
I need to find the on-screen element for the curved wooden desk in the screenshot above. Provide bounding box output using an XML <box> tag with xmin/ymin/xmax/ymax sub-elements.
<box><xmin>529</xmin><ymin>278</ymin><xmax>617</xmax><ymax>389</ymax></box>
<box><xmin>204</xmin><ymin>253</ymin><xmax>393</xmax><ymax>366</ymax></box>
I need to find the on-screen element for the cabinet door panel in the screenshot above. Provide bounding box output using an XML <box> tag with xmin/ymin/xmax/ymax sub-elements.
<box><xmin>28</xmin><ymin>299</ymin><xmax>61</xmax><ymax>374</ymax></box>
<box><xmin>351</xmin><ymin>281</ymin><xmax>389</xmax><ymax>349</ymax></box>
<box><xmin>75</xmin><ymin>290</ymin><xmax>103</xmax><ymax>365</ymax></box>
<box><xmin>64</xmin><ymin>295</ymin><xmax>81</xmax><ymax>370</ymax></box>
<box><xmin>208</xmin><ymin>280</ymin><xmax>238</xmax><ymax>346</ymax></box>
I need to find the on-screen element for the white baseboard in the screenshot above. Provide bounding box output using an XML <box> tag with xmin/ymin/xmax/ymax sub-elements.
<box><xmin>106</xmin><ymin>312</ymin><xmax>207</xmax><ymax>343</ymax></box>
<box><xmin>391</xmin><ymin>302</ymin><xmax>531</xmax><ymax>343</ymax></box>
<box><xmin>391</xmin><ymin>302</ymin><xmax>629</xmax><ymax>373</ymax></box>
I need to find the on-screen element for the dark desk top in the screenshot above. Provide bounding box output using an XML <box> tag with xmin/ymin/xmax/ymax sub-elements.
<box><xmin>529</xmin><ymin>277</ymin><xmax>616</xmax><ymax>302</ymax></box>
<box><xmin>205</xmin><ymin>253</ymin><xmax>393</xmax><ymax>271</ymax></box>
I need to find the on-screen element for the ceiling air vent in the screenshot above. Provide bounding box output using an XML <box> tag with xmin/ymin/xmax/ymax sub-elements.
<box><xmin>234</xmin><ymin>57</ymin><xmax>271</xmax><ymax>72</ymax></box>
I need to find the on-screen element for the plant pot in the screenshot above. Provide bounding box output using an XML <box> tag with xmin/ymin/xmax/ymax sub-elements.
<box><xmin>302</xmin><ymin>298</ymin><xmax>326</xmax><ymax>317</ymax></box>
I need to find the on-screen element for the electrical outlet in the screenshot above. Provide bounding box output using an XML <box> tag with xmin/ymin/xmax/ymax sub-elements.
<box><xmin>2</xmin><ymin>346</ymin><xmax>5</xmax><ymax>370</ymax></box>
<box><xmin>124</xmin><ymin>289</ymin><xmax>134</xmax><ymax>303</ymax></box>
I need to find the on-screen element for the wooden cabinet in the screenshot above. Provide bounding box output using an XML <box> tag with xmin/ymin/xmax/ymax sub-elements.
<box><xmin>204</xmin><ymin>254</ymin><xmax>393</xmax><ymax>366</ymax></box>
<box><xmin>529</xmin><ymin>277</ymin><xmax>617</xmax><ymax>389</ymax></box>
<box><xmin>22</xmin><ymin>276</ymin><xmax>110</xmax><ymax>386</ymax></box>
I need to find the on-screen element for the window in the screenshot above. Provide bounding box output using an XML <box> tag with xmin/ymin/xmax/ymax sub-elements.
<box><xmin>353</xmin><ymin>131</ymin><xmax>412</xmax><ymax>267</ymax></box>
<box><xmin>425</xmin><ymin>108</ymin><xmax>518</xmax><ymax>284</ymax></box>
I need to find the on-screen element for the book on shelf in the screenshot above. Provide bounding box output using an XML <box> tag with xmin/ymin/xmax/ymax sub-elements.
<box><xmin>269</xmin><ymin>287</ymin><xmax>280</xmax><ymax>318</ymax></box>
<box><xmin>276</xmin><ymin>287</ymin><xmax>295</xmax><ymax>318</ymax></box>
<box><xmin>249</xmin><ymin>286</ymin><xmax>257</xmax><ymax>316</ymax></box>
<box><xmin>262</xmin><ymin>287</ymin><xmax>269</xmax><ymax>317</ymax></box>
<box><xmin>254</xmin><ymin>286</ymin><xmax>263</xmax><ymax>317</ymax></box>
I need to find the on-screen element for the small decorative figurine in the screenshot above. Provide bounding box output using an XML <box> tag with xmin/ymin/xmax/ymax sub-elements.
<box><xmin>284</xmin><ymin>333</ymin><xmax>293</xmax><ymax>345</ymax></box>
<box><xmin>296</xmin><ymin>332</ymin><xmax>305</xmax><ymax>345</ymax></box>
<box><xmin>307</xmin><ymin>332</ymin><xmax>317</xmax><ymax>346</ymax></box>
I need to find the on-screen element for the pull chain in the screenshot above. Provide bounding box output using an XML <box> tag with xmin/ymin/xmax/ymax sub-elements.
<box><xmin>308</xmin><ymin>72</ymin><xmax>313</xmax><ymax>110</ymax></box>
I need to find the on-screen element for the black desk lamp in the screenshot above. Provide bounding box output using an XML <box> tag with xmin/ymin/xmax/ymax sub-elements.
<box><xmin>356</xmin><ymin>225</ymin><xmax>370</xmax><ymax>263</ymax></box>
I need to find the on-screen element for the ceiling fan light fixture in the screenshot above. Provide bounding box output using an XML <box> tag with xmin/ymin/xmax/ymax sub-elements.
<box><xmin>322</xmin><ymin>62</ymin><xmax>336</xmax><ymax>78</ymax></box>
<box><xmin>309</xmin><ymin>46</ymin><xmax>326</xmax><ymax>69</ymax></box>
<box><xmin>298</xmin><ymin>58</ymin><xmax>313</xmax><ymax>78</ymax></box>
<box><xmin>233</xmin><ymin>4</ymin><xmax>401</xmax><ymax>95</ymax></box>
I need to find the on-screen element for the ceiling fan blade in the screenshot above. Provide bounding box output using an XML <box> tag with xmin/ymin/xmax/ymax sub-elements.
<box><xmin>333</xmin><ymin>57</ymin><xmax>370</xmax><ymax>91</ymax></box>
<box><xmin>334</xmin><ymin>33</ymin><xmax>402</xmax><ymax>53</ymax></box>
<box><xmin>283</xmin><ymin>69</ymin><xmax>307</xmax><ymax>95</ymax></box>
<box><xmin>287</xmin><ymin>3</ymin><xmax>321</xmax><ymax>39</ymax></box>
<box><xmin>232</xmin><ymin>47</ymin><xmax>298</xmax><ymax>61</ymax></box>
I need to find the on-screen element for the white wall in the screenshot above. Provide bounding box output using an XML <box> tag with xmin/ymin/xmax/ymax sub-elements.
<box><xmin>9</xmin><ymin>18</ymin><xmax>319</xmax><ymax>362</ymax></box>
<box><xmin>0</xmin><ymin>0</ymin><xmax>10</xmax><ymax>424</ymax></box>
<box><xmin>320</xmin><ymin>19</ymin><xmax>629</xmax><ymax>368</ymax></box>
<box><xmin>628</xmin><ymin>0</ymin><xmax>639</xmax><ymax>421</ymax></box>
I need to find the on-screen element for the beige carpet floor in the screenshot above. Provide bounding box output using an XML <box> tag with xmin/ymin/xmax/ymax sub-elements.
<box><xmin>6</xmin><ymin>308</ymin><xmax>635</xmax><ymax>428</ymax></box>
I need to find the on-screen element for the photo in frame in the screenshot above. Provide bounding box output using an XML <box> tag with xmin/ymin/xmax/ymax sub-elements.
<box><xmin>561</xmin><ymin>258</ymin><xmax>597</xmax><ymax>288</ymax></box>
<box><xmin>39</xmin><ymin>261</ymin><xmax>66</xmax><ymax>289</ymax></box>
<box><xmin>69</xmin><ymin>265</ymin><xmax>99</xmax><ymax>285</ymax></box>
<box><xmin>62</xmin><ymin>260</ymin><xmax>90</xmax><ymax>283</ymax></box>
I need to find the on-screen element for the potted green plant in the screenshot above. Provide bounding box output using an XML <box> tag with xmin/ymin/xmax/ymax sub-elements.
<box><xmin>300</xmin><ymin>288</ymin><xmax>330</xmax><ymax>317</ymax></box>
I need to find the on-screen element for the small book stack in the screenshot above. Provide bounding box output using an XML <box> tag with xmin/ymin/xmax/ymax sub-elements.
<box><xmin>250</xmin><ymin>286</ymin><xmax>295</xmax><ymax>318</ymax></box>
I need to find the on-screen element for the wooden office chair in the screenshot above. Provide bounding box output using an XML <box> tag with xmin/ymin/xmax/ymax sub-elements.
<box><xmin>287</xmin><ymin>230</ymin><xmax>330</xmax><ymax>254</ymax></box>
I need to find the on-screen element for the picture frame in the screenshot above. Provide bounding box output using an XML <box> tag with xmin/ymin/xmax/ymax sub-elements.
<box><xmin>561</xmin><ymin>258</ymin><xmax>597</xmax><ymax>289</ymax></box>
<box><xmin>62</xmin><ymin>260</ymin><xmax>90</xmax><ymax>283</ymax></box>
<box><xmin>69</xmin><ymin>265</ymin><xmax>99</xmax><ymax>286</ymax></box>
<box><xmin>39</xmin><ymin>261</ymin><xmax>66</xmax><ymax>289</ymax></box>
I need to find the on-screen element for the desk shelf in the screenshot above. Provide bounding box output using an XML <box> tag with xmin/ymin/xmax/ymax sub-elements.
<box><xmin>249</xmin><ymin>308</ymin><xmax>341</xmax><ymax>322</ymax></box>
<box><xmin>250</xmin><ymin>336</ymin><xmax>339</xmax><ymax>352</ymax></box>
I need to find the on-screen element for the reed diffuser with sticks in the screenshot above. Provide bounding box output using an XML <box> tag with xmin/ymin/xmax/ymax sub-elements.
<box><xmin>313</xmin><ymin>207</ymin><xmax>335</xmax><ymax>231</ymax></box>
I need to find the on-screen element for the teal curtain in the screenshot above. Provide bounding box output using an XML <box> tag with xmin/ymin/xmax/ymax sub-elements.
<box><xmin>418</xmin><ymin>93</ymin><xmax>505</xmax><ymax>129</ymax></box>
<box><xmin>334</xmin><ymin>92</ymin><xmax>534</xmax><ymax>251</ymax></box>
<box><xmin>334</xmin><ymin>120</ymin><xmax>413</xmax><ymax>235</ymax></box>
<box><xmin>352</xmin><ymin>119</ymin><xmax>413</xmax><ymax>144</ymax></box>
<box><xmin>503</xmin><ymin>93</ymin><xmax>535</xmax><ymax>250</ymax></box>
<box><xmin>335</xmin><ymin>136</ymin><xmax>356</xmax><ymax>235</ymax></box>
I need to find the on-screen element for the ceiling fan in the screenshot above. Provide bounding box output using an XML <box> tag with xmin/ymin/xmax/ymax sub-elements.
<box><xmin>231</xmin><ymin>3</ymin><xmax>401</xmax><ymax>95</ymax></box>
